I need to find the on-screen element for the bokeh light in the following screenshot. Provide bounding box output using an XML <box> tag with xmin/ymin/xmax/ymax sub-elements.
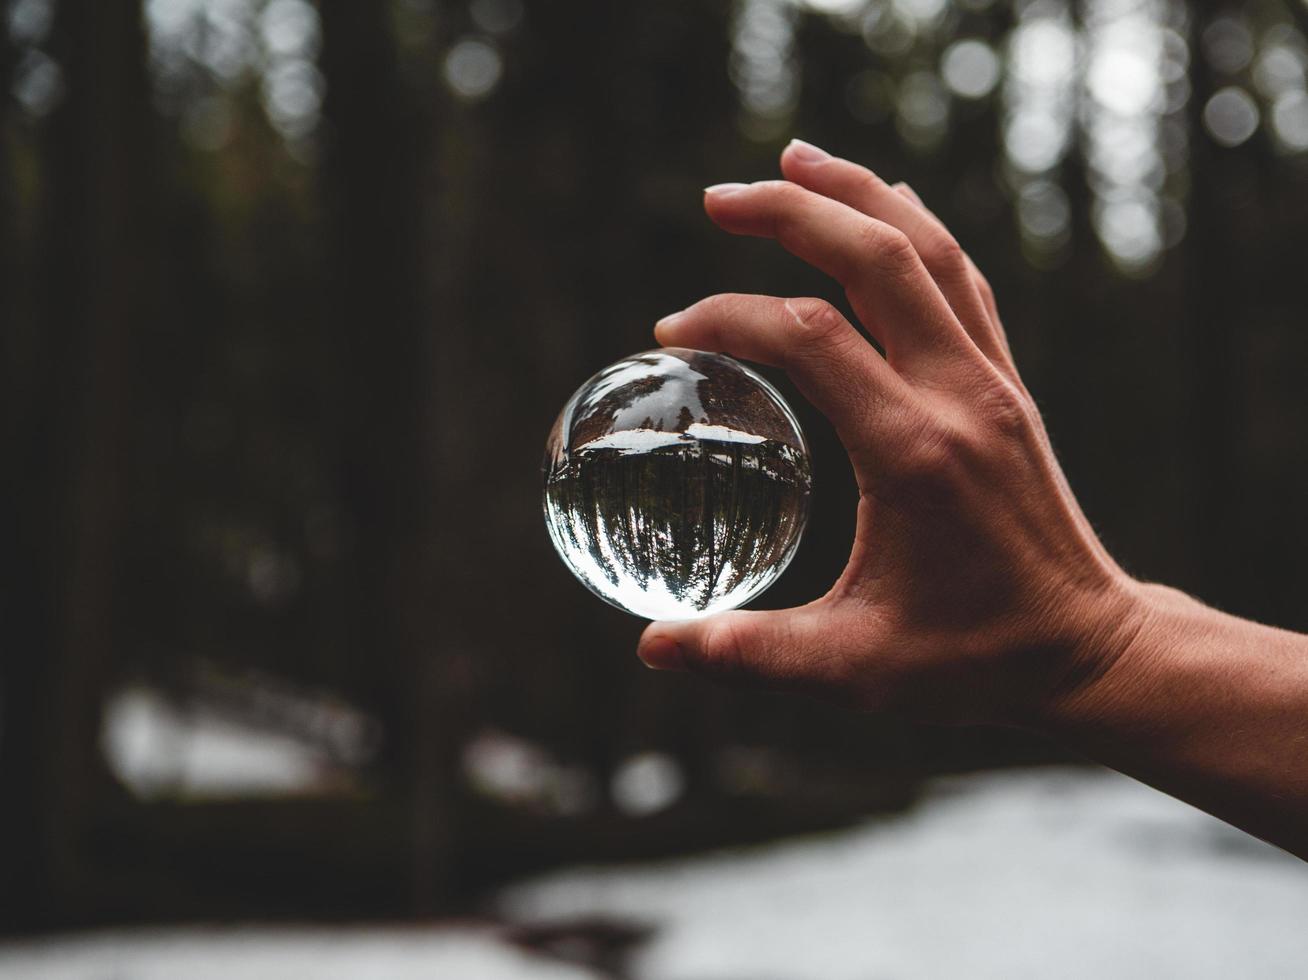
<box><xmin>1252</xmin><ymin>42</ymin><xmax>1306</xmax><ymax>100</ymax></box>
<box><xmin>897</xmin><ymin>70</ymin><xmax>949</xmax><ymax>149</ymax></box>
<box><xmin>862</xmin><ymin>3</ymin><xmax>915</xmax><ymax>58</ymax></box>
<box><xmin>144</xmin><ymin>0</ymin><xmax>323</xmax><ymax>152</ymax></box>
<box><xmin>443</xmin><ymin>36</ymin><xmax>503</xmax><ymax>101</ymax></box>
<box><xmin>1204</xmin><ymin>86</ymin><xmax>1260</xmax><ymax>148</ymax></box>
<box><xmin>895</xmin><ymin>0</ymin><xmax>948</xmax><ymax>30</ymax></box>
<box><xmin>941</xmin><ymin>38</ymin><xmax>1001</xmax><ymax>100</ymax></box>
<box><xmin>1017</xmin><ymin>179</ymin><xmax>1072</xmax><ymax>249</ymax></box>
<box><xmin>1003</xmin><ymin>8</ymin><xmax>1077</xmax><ymax>175</ymax></box>
<box><xmin>1272</xmin><ymin>90</ymin><xmax>1308</xmax><ymax>152</ymax></box>
<box><xmin>733</xmin><ymin>0</ymin><xmax>800</xmax><ymax>138</ymax></box>
<box><xmin>12</xmin><ymin>48</ymin><xmax>63</xmax><ymax>116</ymax></box>
<box><xmin>611</xmin><ymin>752</ymin><xmax>686</xmax><ymax>817</ymax></box>
<box><xmin>470</xmin><ymin>0</ymin><xmax>524</xmax><ymax>35</ymax></box>
<box><xmin>1201</xmin><ymin>14</ymin><xmax>1254</xmax><ymax>75</ymax></box>
<box><xmin>1079</xmin><ymin>0</ymin><xmax>1187</xmax><ymax>274</ymax></box>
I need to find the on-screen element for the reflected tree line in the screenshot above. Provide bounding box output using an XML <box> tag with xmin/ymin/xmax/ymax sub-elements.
<box><xmin>547</xmin><ymin>437</ymin><xmax>810</xmax><ymax>610</ymax></box>
<box><xmin>4</xmin><ymin>0</ymin><xmax>1308</xmax><ymax>930</ymax></box>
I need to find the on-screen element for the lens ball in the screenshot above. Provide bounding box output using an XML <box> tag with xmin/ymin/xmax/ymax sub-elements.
<box><xmin>543</xmin><ymin>348</ymin><xmax>812</xmax><ymax>621</ymax></box>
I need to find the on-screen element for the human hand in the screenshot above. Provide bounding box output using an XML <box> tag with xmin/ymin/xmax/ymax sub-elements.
<box><xmin>637</xmin><ymin>139</ymin><xmax>1146</xmax><ymax>727</ymax></box>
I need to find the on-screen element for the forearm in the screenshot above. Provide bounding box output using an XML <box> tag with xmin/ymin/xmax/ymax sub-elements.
<box><xmin>1041</xmin><ymin>581</ymin><xmax>1308</xmax><ymax>858</ymax></box>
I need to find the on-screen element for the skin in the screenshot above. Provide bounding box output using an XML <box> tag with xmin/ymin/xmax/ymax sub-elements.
<box><xmin>637</xmin><ymin>138</ymin><xmax>1308</xmax><ymax>860</ymax></box>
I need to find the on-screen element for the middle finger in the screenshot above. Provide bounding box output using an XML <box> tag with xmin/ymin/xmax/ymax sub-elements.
<box><xmin>703</xmin><ymin>180</ymin><xmax>973</xmax><ymax>376</ymax></box>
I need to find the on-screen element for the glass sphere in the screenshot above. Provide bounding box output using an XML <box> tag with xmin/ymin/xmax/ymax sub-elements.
<box><xmin>542</xmin><ymin>348</ymin><xmax>812</xmax><ymax>621</ymax></box>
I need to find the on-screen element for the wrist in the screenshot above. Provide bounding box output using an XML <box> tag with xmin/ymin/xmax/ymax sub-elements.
<box><xmin>1023</xmin><ymin>576</ymin><xmax>1177</xmax><ymax>737</ymax></box>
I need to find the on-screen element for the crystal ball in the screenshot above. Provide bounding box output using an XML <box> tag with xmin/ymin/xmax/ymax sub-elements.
<box><xmin>542</xmin><ymin>348</ymin><xmax>812</xmax><ymax>621</ymax></box>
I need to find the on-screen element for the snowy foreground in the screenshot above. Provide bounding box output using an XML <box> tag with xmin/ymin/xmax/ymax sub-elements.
<box><xmin>4</xmin><ymin>767</ymin><xmax>1307</xmax><ymax>980</ymax></box>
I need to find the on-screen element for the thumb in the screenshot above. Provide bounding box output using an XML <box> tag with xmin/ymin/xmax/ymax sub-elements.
<box><xmin>637</xmin><ymin>607</ymin><xmax>842</xmax><ymax>692</ymax></box>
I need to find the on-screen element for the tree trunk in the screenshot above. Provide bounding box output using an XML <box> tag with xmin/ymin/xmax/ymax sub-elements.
<box><xmin>317</xmin><ymin>0</ymin><xmax>454</xmax><ymax>913</ymax></box>
<box><xmin>0</xmin><ymin>0</ymin><xmax>150</xmax><ymax>929</ymax></box>
<box><xmin>1184</xmin><ymin>13</ymin><xmax>1240</xmax><ymax>611</ymax></box>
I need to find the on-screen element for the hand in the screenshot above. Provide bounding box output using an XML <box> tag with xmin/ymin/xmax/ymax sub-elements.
<box><xmin>637</xmin><ymin>139</ymin><xmax>1145</xmax><ymax>727</ymax></box>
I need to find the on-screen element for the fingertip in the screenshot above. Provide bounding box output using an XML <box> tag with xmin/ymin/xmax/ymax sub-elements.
<box><xmin>702</xmin><ymin>184</ymin><xmax>745</xmax><ymax>220</ymax></box>
<box><xmin>704</xmin><ymin>182</ymin><xmax>750</xmax><ymax>198</ymax></box>
<box><xmin>637</xmin><ymin>631</ymin><xmax>686</xmax><ymax>671</ymax></box>
<box><xmin>701</xmin><ymin>190</ymin><xmax>733</xmax><ymax>228</ymax></box>
<box><xmin>654</xmin><ymin>309</ymin><xmax>686</xmax><ymax>346</ymax></box>
<box><xmin>782</xmin><ymin>138</ymin><xmax>833</xmax><ymax>166</ymax></box>
<box><xmin>702</xmin><ymin>182</ymin><xmax>781</xmax><ymax>237</ymax></box>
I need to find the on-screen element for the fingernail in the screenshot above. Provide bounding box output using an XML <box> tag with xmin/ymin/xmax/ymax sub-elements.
<box><xmin>787</xmin><ymin>138</ymin><xmax>831</xmax><ymax>162</ymax></box>
<box><xmin>638</xmin><ymin>635</ymin><xmax>685</xmax><ymax>671</ymax></box>
<box><xmin>704</xmin><ymin>182</ymin><xmax>750</xmax><ymax>197</ymax></box>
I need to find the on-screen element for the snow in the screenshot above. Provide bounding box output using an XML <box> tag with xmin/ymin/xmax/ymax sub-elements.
<box><xmin>501</xmin><ymin>767</ymin><xmax>1308</xmax><ymax>980</ymax></box>
<box><xmin>575</xmin><ymin>428</ymin><xmax>689</xmax><ymax>454</ymax></box>
<box><xmin>4</xmin><ymin>767</ymin><xmax>1306</xmax><ymax>979</ymax></box>
<box><xmin>100</xmin><ymin>686</ymin><xmax>344</xmax><ymax>799</ymax></box>
<box><xmin>575</xmin><ymin>423</ymin><xmax>766</xmax><ymax>456</ymax></box>
<box><xmin>684</xmin><ymin>422</ymin><xmax>767</xmax><ymax>444</ymax></box>
<box><xmin>0</xmin><ymin>927</ymin><xmax>599</xmax><ymax>980</ymax></box>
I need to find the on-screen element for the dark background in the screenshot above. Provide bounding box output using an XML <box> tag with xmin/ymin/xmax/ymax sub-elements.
<box><xmin>4</xmin><ymin>0</ymin><xmax>1308</xmax><ymax>933</ymax></box>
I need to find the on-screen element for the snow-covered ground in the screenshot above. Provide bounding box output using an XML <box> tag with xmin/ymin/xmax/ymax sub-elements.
<box><xmin>0</xmin><ymin>927</ymin><xmax>600</xmax><ymax>980</ymax></box>
<box><xmin>4</xmin><ymin>767</ymin><xmax>1306</xmax><ymax>979</ymax></box>
<box><xmin>503</xmin><ymin>766</ymin><xmax>1308</xmax><ymax>979</ymax></box>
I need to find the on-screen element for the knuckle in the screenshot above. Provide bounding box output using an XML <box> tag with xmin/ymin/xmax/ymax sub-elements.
<box><xmin>854</xmin><ymin>166</ymin><xmax>891</xmax><ymax>198</ymax></box>
<box><xmin>918</xmin><ymin>231</ymin><xmax>968</xmax><ymax>279</ymax></box>
<box><xmin>978</xmin><ymin>381</ymin><xmax>1036</xmax><ymax>440</ymax></box>
<box><xmin>784</xmin><ymin>297</ymin><xmax>849</xmax><ymax>350</ymax></box>
<box><xmin>856</xmin><ymin>222</ymin><xmax>919</xmax><ymax>279</ymax></box>
<box><xmin>888</xmin><ymin>384</ymin><xmax>1037</xmax><ymax>490</ymax></box>
<box><xmin>766</xmin><ymin>181</ymin><xmax>807</xmax><ymax>224</ymax></box>
<box><xmin>882</xmin><ymin>383</ymin><xmax>1038</xmax><ymax>496</ymax></box>
<box><xmin>773</xmin><ymin>179</ymin><xmax>806</xmax><ymax>205</ymax></box>
<box><xmin>698</xmin><ymin>617</ymin><xmax>752</xmax><ymax>682</ymax></box>
<box><xmin>892</xmin><ymin>418</ymin><xmax>966</xmax><ymax>489</ymax></box>
<box><xmin>965</xmin><ymin>257</ymin><xmax>1001</xmax><ymax>313</ymax></box>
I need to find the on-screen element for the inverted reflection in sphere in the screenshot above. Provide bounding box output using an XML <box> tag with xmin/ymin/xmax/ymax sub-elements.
<box><xmin>543</xmin><ymin>349</ymin><xmax>812</xmax><ymax>621</ymax></box>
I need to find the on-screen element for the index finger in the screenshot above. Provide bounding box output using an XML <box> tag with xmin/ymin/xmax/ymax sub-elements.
<box><xmin>703</xmin><ymin>180</ymin><xmax>971</xmax><ymax>372</ymax></box>
<box><xmin>654</xmin><ymin>292</ymin><xmax>907</xmax><ymax>464</ymax></box>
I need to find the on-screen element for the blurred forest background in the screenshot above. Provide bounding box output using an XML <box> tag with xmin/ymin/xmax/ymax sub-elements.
<box><xmin>4</xmin><ymin>0</ymin><xmax>1308</xmax><ymax>934</ymax></box>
